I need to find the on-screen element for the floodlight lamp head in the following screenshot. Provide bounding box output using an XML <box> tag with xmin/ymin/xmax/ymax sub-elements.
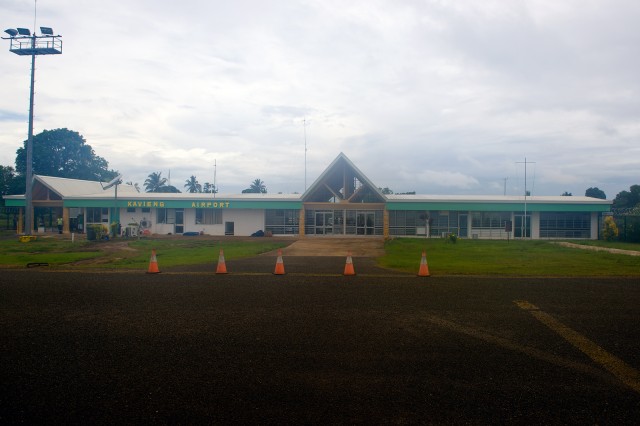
<box><xmin>102</xmin><ymin>174</ymin><xmax>123</xmax><ymax>190</ymax></box>
<box><xmin>40</xmin><ymin>27</ymin><xmax>54</xmax><ymax>35</ymax></box>
<box><xmin>4</xmin><ymin>28</ymin><xmax>18</xmax><ymax>37</ymax></box>
<box><xmin>16</xmin><ymin>28</ymin><xmax>31</xmax><ymax>36</ymax></box>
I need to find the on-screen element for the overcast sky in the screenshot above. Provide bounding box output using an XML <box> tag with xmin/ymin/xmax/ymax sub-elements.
<box><xmin>2</xmin><ymin>0</ymin><xmax>638</xmax><ymax>197</ymax></box>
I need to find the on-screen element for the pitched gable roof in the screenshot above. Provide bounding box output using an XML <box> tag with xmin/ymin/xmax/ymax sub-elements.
<box><xmin>302</xmin><ymin>153</ymin><xmax>386</xmax><ymax>203</ymax></box>
<box><xmin>34</xmin><ymin>175</ymin><xmax>139</xmax><ymax>199</ymax></box>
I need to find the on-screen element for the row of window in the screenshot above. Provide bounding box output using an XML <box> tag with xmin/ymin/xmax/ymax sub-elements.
<box><xmin>265</xmin><ymin>209</ymin><xmax>299</xmax><ymax>235</ymax></box>
<box><xmin>86</xmin><ymin>208</ymin><xmax>223</xmax><ymax>225</ymax></box>
<box><xmin>304</xmin><ymin>209</ymin><xmax>384</xmax><ymax>235</ymax></box>
<box><xmin>389</xmin><ymin>210</ymin><xmax>468</xmax><ymax>237</ymax></box>
<box><xmin>539</xmin><ymin>213</ymin><xmax>590</xmax><ymax>238</ymax></box>
<box><xmin>84</xmin><ymin>208</ymin><xmax>593</xmax><ymax>237</ymax></box>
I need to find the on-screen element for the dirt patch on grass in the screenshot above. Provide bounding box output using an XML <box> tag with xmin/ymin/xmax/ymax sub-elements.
<box><xmin>281</xmin><ymin>237</ymin><xmax>385</xmax><ymax>257</ymax></box>
<box><xmin>555</xmin><ymin>242</ymin><xmax>640</xmax><ymax>256</ymax></box>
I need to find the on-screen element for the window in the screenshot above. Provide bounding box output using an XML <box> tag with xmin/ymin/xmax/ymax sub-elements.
<box><xmin>429</xmin><ymin>211</ymin><xmax>459</xmax><ymax>237</ymax></box>
<box><xmin>127</xmin><ymin>207</ymin><xmax>136</xmax><ymax>213</ymax></box>
<box><xmin>86</xmin><ymin>207</ymin><xmax>108</xmax><ymax>224</ymax></box>
<box><xmin>388</xmin><ymin>210</ymin><xmax>425</xmax><ymax>236</ymax></box>
<box><xmin>471</xmin><ymin>212</ymin><xmax>511</xmax><ymax>229</ymax></box>
<box><xmin>540</xmin><ymin>212</ymin><xmax>590</xmax><ymax>238</ymax></box>
<box><xmin>266</xmin><ymin>209</ymin><xmax>299</xmax><ymax>234</ymax></box>
<box><xmin>195</xmin><ymin>209</ymin><xmax>222</xmax><ymax>225</ymax></box>
<box><xmin>157</xmin><ymin>208</ymin><xmax>172</xmax><ymax>224</ymax></box>
<box><xmin>142</xmin><ymin>207</ymin><xmax>151</xmax><ymax>213</ymax></box>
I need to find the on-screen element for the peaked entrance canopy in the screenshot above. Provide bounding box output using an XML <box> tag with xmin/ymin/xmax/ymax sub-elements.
<box><xmin>302</xmin><ymin>153</ymin><xmax>386</xmax><ymax>203</ymax></box>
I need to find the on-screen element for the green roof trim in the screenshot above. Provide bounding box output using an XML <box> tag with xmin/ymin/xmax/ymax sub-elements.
<box><xmin>4</xmin><ymin>199</ymin><xmax>24</xmax><ymax>207</ymax></box>
<box><xmin>385</xmin><ymin>201</ymin><xmax>611</xmax><ymax>213</ymax></box>
<box><xmin>62</xmin><ymin>198</ymin><xmax>303</xmax><ymax>210</ymax></box>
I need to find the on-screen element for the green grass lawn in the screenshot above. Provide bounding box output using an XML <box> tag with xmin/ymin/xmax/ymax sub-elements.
<box><xmin>1</xmin><ymin>235</ymin><xmax>638</xmax><ymax>276</ymax></box>
<box><xmin>120</xmin><ymin>239</ymin><xmax>289</xmax><ymax>269</ymax></box>
<box><xmin>0</xmin><ymin>236</ymin><xmax>289</xmax><ymax>269</ymax></box>
<box><xmin>0</xmin><ymin>237</ymin><xmax>102</xmax><ymax>267</ymax></box>
<box><xmin>379</xmin><ymin>238</ymin><xmax>640</xmax><ymax>276</ymax></box>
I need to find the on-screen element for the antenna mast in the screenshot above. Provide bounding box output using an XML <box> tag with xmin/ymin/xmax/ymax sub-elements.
<box><xmin>303</xmin><ymin>118</ymin><xmax>308</xmax><ymax>191</ymax></box>
<box><xmin>516</xmin><ymin>158</ymin><xmax>535</xmax><ymax>238</ymax></box>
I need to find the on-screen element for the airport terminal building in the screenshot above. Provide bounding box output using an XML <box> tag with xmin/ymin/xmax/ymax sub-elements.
<box><xmin>6</xmin><ymin>153</ymin><xmax>611</xmax><ymax>240</ymax></box>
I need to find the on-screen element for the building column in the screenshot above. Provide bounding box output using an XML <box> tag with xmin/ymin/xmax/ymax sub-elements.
<box><xmin>531</xmin><ymin>211</ymin><xmax>540</xmax><ymax>239</ymax></box>
<box><xmin>590</xmin><ymin>212</ymin><xmax>599</xmax><ymax>240</ymax></box>
<box><xmin>63</xmin><ymin>207</ymin><xmax>70</xmax><ymax>234</ymax></box>
<box><xmin>299</xmin><ymin>208</ymin><xmax>305</xmax><ymax>237</ymax></box>
<box><xmin>383</xmin><ymin>209</ymin><xmax>389</xmax><ymax>239</ymax></box>
<box><xmin>17</xmin><ymin>208</ymin><xmax>24</xmax><ymax>234</ymax></box>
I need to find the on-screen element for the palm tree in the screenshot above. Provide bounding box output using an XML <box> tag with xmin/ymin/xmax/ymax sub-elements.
<box><xmin>242</xmin><ymin>178</ymin><xmax>267</xmax><ymax>194</ymax></box>
<box><xmin>203</xmin><ymin>182</ymin><xmax>218</xmax><ymax>194</ymax></box>
<box><xmin>144</xmin><ymin>172</ymin><xmax>167</xmax><ymax>193</ymax></box>
<box><xmin>184</xmin><ymin>175</ymin><xmax>202</xmax><ymax>193</ymax></box>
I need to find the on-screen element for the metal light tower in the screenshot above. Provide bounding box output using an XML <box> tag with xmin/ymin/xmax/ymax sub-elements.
<box><xmin>3</xmin><ymin>26</ymin><xmax>62</xmax><ymax>235</ymax></box>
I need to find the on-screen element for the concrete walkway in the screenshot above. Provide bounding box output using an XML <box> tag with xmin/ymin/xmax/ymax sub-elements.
<box><xmin>281</xmin><ymin>237</ymin><xmax>386</xmax><ymax>257</ymax></box>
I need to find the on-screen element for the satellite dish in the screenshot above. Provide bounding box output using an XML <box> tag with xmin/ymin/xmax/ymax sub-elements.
<box><xmin>102</xmin><ymin>174</ymin><xmax>123</xmax><ymax>190</ymax></box>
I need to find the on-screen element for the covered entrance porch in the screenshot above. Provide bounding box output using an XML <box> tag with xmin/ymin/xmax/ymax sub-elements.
<box><xmin>300</xmin><ymin>153</ymin><xmax>388</xmax><ymax>237</ymax></box>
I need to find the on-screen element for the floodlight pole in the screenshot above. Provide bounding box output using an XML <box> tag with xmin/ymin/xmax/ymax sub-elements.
<box><xmin>3</xmin><ymin>28</ymin><xmax>62</xmax><ymax>235</ymax></box>
<box><xmin>25</xmin><ymin>40</ymin><xmax>36</xmax><ymax>235</ymax></box>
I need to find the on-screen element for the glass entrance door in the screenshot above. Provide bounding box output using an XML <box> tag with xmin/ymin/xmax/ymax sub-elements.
<box><xmin>458</xmin><ymin>214</ymin><xmax>468</xmax><ymax>238</ymax></box>
<box><xmin>175</xmin><ymin>209</ymin><xmax>184</xmax><ymax>234</ymax></box>
<box><xmin>514</xmin><ymin>214</ymin><xmax>530</xmax><ymax>238</ymax></box>
<box><xmin>356</xmin><ymin>212</ymin><xmax>375</xmax><ymax>235</ymax></box>
<box><xmin>315</xmin><ymin>211</ymin><xmax>333</xmax><ymax>235</ymax></box>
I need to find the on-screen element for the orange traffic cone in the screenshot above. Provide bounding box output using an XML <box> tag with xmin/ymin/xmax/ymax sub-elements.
<box><xmin>216</xmin><ymin>249</ymin><xmax>228</xmax><ymax>274</ymax></box>
<box><xmin>147</xmin><ymin>249</ymin><xmax>160</xmax><ymax>274</ymax></box>
<box><xmin>274</xmin><ymin>249</ymin><xmax>285</xmax><ymax>275</ymax></box>
<box><xmin>343</xmin><ymin>251</ymin><xmax>356</xmax><ymax>276</ymax></box>
<box><xmin>418</xmin><ymin>251</ymin><xmax>430</xmax><ymax>277</ymax></box>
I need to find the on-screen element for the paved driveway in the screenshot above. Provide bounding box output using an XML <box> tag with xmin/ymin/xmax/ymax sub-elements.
<box><xmin>2</xmin><ymin>269</ymin><xmax>639</xmax><ymax>424</ymax></box>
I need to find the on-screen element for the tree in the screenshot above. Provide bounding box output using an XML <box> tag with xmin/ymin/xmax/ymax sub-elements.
<box><xmin>0</xmin><ymin>165</ymin><xmax>22</xmax><ymax>199</ymax></box>
<box><xmin>184</xmin><ymin>176</ymin><xmax>202</xmax><ymax>193</ymax></box>
<box><xmin>157</xmin><ymin>185</ymin><xmax>181</xmax><ymax>193</ymax></box>
<box><xmin>379</xmin><ymin>187</ymin><xmax>394</xmax><ymax>194</ymax></box>
<box><xmin>242</xmin><ymin>178</ymin><xmax>267</xmax><ymax>194</ymax></box>
<box><xmin>15</xmin><ymin>128</ymin><xmax>118</xmax><ymax>181</ymax></box>
<box><xmin>585</xmin><ymin>187</ymin><xmax>606</xmax><ymax>199</ymax></box>
<box><xmin>203</xmin><ymin>182</ymin><xmax>218</xmax><ymax>194</ymax></box>
<box><xmin>613</xmin><ymin>185</ymin><xmax>640</xmax><ymax>209</ymax></box>
<box><xmin>561</xmin><ymin>192</ymin><xmax>572</xmax><ymax>196</ymax></box>
<box><xmin>144</xmin><ymin>172</ymin><xmax>167</xmax><ymax>193</ymax></box>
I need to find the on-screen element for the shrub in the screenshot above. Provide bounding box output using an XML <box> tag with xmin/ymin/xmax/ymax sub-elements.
<box><xmin>602</xmin><ymin>216</ymin><xmax>619</xmax><ymax>241</ymax></box>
